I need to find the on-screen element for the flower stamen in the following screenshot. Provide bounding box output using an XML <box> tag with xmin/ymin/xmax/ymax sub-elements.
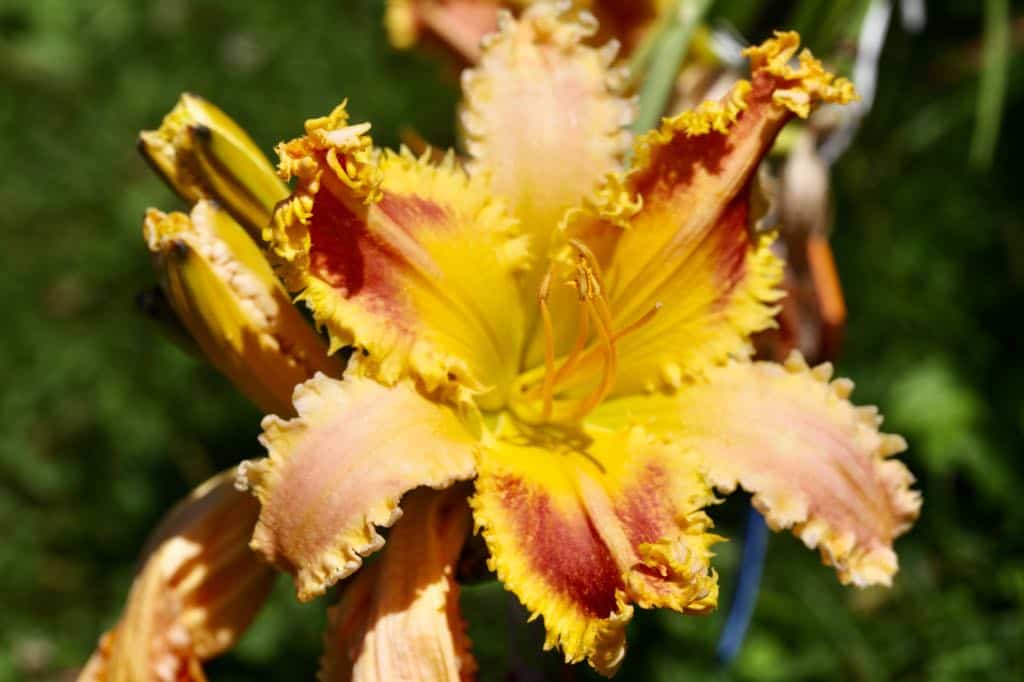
<box><xmin>563</xmin><ymin>296</ymin><xmax>618</xmax><ymax>422</ymax></box>
<box><xmin>538</xmin><ymin>265</ymin><xmax>557</xmax><ymax>420</ymax></box>
<box><xmin>612</xmin><ymin>302</ymin><xmax>662</xmax><ymax>342</ymax></box>
<box><xmin>520</xmin><ymin>241</ymin><xmax>664</xmax><ymax>423</ymax></box>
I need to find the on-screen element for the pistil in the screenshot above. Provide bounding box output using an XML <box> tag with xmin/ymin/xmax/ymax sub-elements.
<box><xmin>519</xmin><ymin>241</ymin><xmax>661</xmax><ymax>424</ymax></box>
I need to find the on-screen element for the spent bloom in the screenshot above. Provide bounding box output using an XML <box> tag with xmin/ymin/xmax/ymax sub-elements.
<box><xmin>86</xmin><ymin>5</ymin><xmax>920</xmax><ymax>680</ymax></box>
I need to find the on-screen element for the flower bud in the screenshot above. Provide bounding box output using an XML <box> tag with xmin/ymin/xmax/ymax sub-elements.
<box><xmin>144</xmin><ymin>200</ymin><xmax>343</xmax><ymax>416</ymax></box>
<box><xmin>139</xmin><ymin>93</ymin><xmax>289</xmax><ymax>239</ymax></box>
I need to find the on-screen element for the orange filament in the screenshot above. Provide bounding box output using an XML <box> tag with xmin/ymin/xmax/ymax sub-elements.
<box><xmin>526</xmin><ymin>240</ymin><xmax>662</xmax><ymax>423</ymax></box>
<box><xmin>612</xmin><ymin>302</ymin><xmax>662</xmax><ymax>341</ymax></box>
<box><xmin>538</xmin><ymin>266</ymin><xmax>556</xmax><ymax>420</ymax></box>
<box><xmin>548</xmin><ymin>306</ymin><xmax>590</xmax><ymax>390</ymax></box>
<box><xmin>565</xmin><ymin>297</ymin><xmax>619</xmax><ymax>421</ymax></box>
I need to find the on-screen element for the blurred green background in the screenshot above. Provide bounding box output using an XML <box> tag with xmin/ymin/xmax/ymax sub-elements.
<box><xmin>1</xmin><ymin>0</ymin><xmax>1022</xmax><ymax>680</ymax></box>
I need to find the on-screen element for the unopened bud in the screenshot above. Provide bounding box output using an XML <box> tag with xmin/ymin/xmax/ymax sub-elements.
<box><xmin>139</xmin><ymin>93</ymin><xmax>289</xmax><ymax>239</ymax></box>
<box><xmin>144</xmin><ymin>200</ymin><xmax>343</xmax><ymax>416</ymax></box>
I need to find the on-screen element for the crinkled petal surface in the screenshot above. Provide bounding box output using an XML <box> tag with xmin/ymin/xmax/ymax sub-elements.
<box><xmin>565</xmin><ymin>32</ymin><xmax>855</xmax><ymax>396</ymax></box>
<box><xmin>239</xmin><ymin>372</ymin><xmax>478</xmax><ymax>601</ymax></box>
<box><xmin>470</xmin><ymin>416</ymin><xmax>719</xmax><ymax>675</ymax></box>
<box><xmin>271</xmin><ymin>105</ymin><xmax>527</xmax><ymax>406</ymax></box>
<box><xmin>80</xmin><ymin>471</ymin><xmax>275</xmax><ymax>682</ymax></box>
<box><xmin>591</xmin><ymin>354</ymin><xmax>921</xmax><ymax>587</ymax></box>
<box><xmin>320</xmin><ymin>486</ymin><xmax>476</xmax><ymax>682</ymax></box>
<box><xmin>460</xmin><ymin>3</ymin><xmax>634</xmax><ymax>281</ymax></box>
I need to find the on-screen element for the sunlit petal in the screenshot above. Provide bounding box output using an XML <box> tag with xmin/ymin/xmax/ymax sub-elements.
<box><xmin>320</xmin><ymin>486</ymin><xmax>476</xmax><ymax>682</ymax></box>
<box><xmin>590</xmin><ymin>353</ymin><xmax>921</xmax><ymax>586</ymax></box>
<box><xmin>460</xmin><ymin>3</ymin><xmax>634</xmax><ymax>282</ymax></box>
<box><xmin>470</xmin><ymin>416</ymin><xmax>718</xmax><ymax>675</ymax></box>
<box><xmin>270</xmin><ymin>103</ymin><xmax>528</xmax><ymax>406</ymax></box>
<box><xmin>238</xmin><ymin>372</ymin><xmax>478</xmax><ymax>601</ymax></box>
<box><xmin>569</xmin><ymin>32</ymin><xmax>855</xmax><ymax>396</ymax></box>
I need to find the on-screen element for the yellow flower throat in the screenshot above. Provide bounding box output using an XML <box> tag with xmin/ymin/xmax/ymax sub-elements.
<box><xmin>511</xmin><ymin>239</ymin><xmax>661</xmax><ymax>425</ymax></box>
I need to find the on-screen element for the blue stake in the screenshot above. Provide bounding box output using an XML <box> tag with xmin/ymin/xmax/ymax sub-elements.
<box><xmin>716</xmin><ymin>503</ymin><xmax>769</xmax><ymax>665</ymax></box>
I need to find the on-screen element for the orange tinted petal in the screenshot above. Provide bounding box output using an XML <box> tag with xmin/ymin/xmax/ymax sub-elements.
<box><xmin>580</xmin><ymin>426</ymin><xmax>720</xmax><ymax>614</ymax></box>
<box><xmin>320</xmin><ymin>486</ymin><xmax>476</xmax><ymax>682</ymax></box>
<box><xmin>238</xmin><ymin>372</ymin><xmax>477</xmax><ymax>601</ymax></box>
<box><xmin>386</xmin><ymin>0</ymin><xmax>501</xmax><ymax>62</ymax></box>
<box><xmin>585</xmin><ymin>0</ymin><xmax>669</xmax><ymax>52</ymax></box>
<box><xmin>81</xmin><ymin>471</ymin><xmax>274</xmax><ymax>681</ymax></box>
<box><xmin>460</xmin><ymin>3</ymin><xmax>634</xmax><ymax>281</ymax></box>
<box><xmin>591</xmin><ymin>354</ymin><xmax>921</xmax><ymax>587</ymax></box>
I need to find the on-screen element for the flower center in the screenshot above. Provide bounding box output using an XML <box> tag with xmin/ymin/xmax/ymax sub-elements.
<box><xmin>511</xmin><ymin>239</ymin><xmax>661</xmax><ymax>424</ymax></box>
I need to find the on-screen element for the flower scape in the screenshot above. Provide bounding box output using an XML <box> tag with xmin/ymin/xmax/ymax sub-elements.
<box><xmin>82</xmin><ymin>5</ymin><xmax>921</xmax><ymax>680</ymax></box>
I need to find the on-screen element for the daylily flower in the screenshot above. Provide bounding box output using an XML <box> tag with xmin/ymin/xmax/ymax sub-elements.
<box><xmin>234</xmin><ymin>6</ymin><xmax>920</xmax><ymax>677</ymax></box>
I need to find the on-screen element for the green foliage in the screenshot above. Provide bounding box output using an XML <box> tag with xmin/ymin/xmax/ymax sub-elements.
<box><xmin>1</xmin><ymin>0</ymin><xmax>1022</xmax><ymax>680</ymax></box>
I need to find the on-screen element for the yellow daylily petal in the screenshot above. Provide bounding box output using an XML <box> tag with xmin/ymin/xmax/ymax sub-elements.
<box><xmin>238</xmin><ymin>371</ymin><xmax>478</xmax><ymax>601</ymax></box>
<box><xmin>270</xmin><ymin>103</ymin><xmax>528</xmax><ymax>406</ymax></box>
<box><xmin>591</xmin><ymin>353</ymin><xmax>921</xmax><ymax>587</ymax></box>
<box><xmin>320</xmin><ymin>486</ymin><xmax>476</xmax><ymax>682</ymax></box>
<box><xmin>144</xmin><ymin>200</ymin><xmax>343</xmax><ymax>416</ymax></box>
<box><xmin>140</xmin><ymin>93</ymin><xmax>289</xmax><ymax>238</ymax></box>
<box><xmin>80</xmin><ymin>471</ymin><xmax>275</xmax><ymax>682</ymax></box>
<box><xmin>471</xmin><ymin>416</ymin><xmax>719</xmax><ymax>675</ymax></box>
<box><xmin>580</xmin><ymin>425</ymin><xmax>720</xmax><ymax>614</ymax></box>
<box><xmin>574</xmin><ymin>32</ymin><xmax>854</xmax><ymax>396</ymax></box>
<box><xmin>460</xmin><ymin>3</ymin><xmax>635</xmax><ymax>282</ymax></box>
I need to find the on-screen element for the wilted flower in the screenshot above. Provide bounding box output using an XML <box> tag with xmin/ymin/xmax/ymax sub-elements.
<box><xmin>80</xmin><ymin>472</ymin><xmax>275</xmax><ymax>681</ymax></box>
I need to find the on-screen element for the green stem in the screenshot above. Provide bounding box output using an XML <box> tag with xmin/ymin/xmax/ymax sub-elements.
<box><xmin>970</xmin><ymin>0</ymin><xmax>1010</xmax><ymax>169</ymax></box>
<box><xmin>631</xmin><ymin>0</ymin><xmax>714</xmax><ymax>136</ymax></box>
